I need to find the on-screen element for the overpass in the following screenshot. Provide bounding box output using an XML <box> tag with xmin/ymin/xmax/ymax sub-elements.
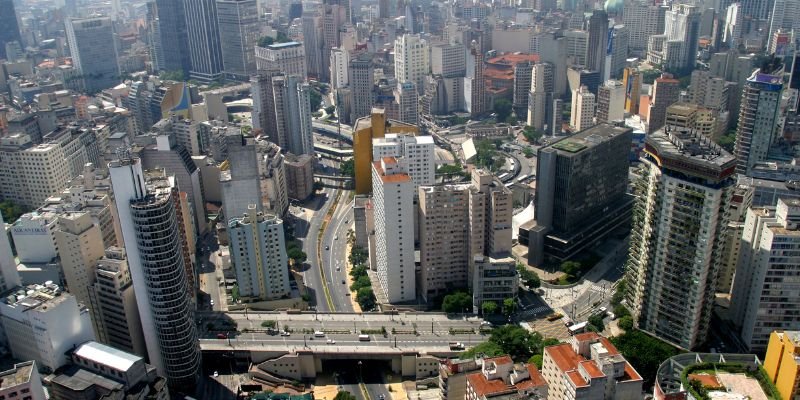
<box><xmin>313</xmin><ymin>121</ymin><xmax>353</xmax><ymax>144</ymax></box>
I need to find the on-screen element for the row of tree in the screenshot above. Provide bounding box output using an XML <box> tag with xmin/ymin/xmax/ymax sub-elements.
<box><xmin>349</xmin><ymin>246</ymin><xmax>376</xmax><ymax>310</ymax></box>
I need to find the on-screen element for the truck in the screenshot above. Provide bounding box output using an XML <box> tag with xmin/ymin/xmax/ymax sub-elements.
<box><xmin>358</xmin><ymin>334</ymin><xmax>370</xmax><ymax>341</ymax></box>
<box><xmin>449</xmin><ymin>342</ymin><xmax>465</xmax><ymax>350</ymax></box>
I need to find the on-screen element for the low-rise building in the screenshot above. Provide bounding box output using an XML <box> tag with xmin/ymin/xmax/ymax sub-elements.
<box><xmin>284</xmin><ymin>153</ymin><xmax>314</xmax><ymax>201</ymax></box>
<box><xmin>441</xmin><ymin>358</ymin><xmax>482</xmax><ymax>400</ymax></box>
<box><xmin>0</xmin><ymin>361</ymin><xmax>46</xmax><ymax>400</ymax></box>
<box><xmin>465</xmin><ymin>356</ymin><xmax>548</xmax><ymax>400</ymax></box>
<box><xmin>542</xmin><ymin>332</ymin><xmax>642</xmax><ymax>399</ymax></box>
<box><xmin>472</xmin><ymin>255</ymin><xmax>518</xmax><ymax>314</ymax></box>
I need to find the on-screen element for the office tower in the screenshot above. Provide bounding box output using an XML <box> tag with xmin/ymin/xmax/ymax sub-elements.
<box><xmin>48</xmin><ymin>341</ymin><xmax>168</xmax><ymax>399</ymax></box>
<box><xmin>0</xmin><ymin>0</ymin><xmax>22</xmax><ymax>60</ymax></box>
<box><xmin>723</xmin><ymin>3</ymin><xmax>743</xmax><ymax>48</ymax></box>
<box><xmin>163</xmin><ymin>115</ymin><xmax>201</xmax><ymax>156</ymax></box>
<box><xmin>87</xmin><ymin>247</ymin><xmax>146</xmax><ymax>357</ymax></box>
<box><xmin>769</xmin><ymin>0</ymin><xmax>800</xmax><ymax>46</ymax></box>
<box><xmin>596</xmin><ymin>80</ymin><xmax>625</xmax><ymax>123</ymax></box>
<box><xmin>372</xmin><ymin>157</ymin><xmax>415</xmax><ymax>303</ymax></box>
<box><xmin>647</xmin><ymin>74</ymin><xmax>680</xmax><ymax>133</ymax></box>
<box><xmin>570</xmin><ymin>86</ymin><xmax>595</xmax><ymax>132</ymax></box>
<box><xmin>394</xmin><ymin>34</ymin><xmax>430</xmax><ymax>93</ymax></box>
<box><xmin>372</xmin><ymin>133</ymin><xmax>435</xmax><ymax>190</ymax></box>
<box><xmin>0</xmin><ymin>283</ymin><xmax>95</xmax><ymax>371</ymax></box>
<box><xmin>109</xmin><ymin>156</ymin><xmax>200</xmax><ymax>388</ymax></box>
<box><xmin>228</xmin><ymin>205</ymin><xmax>290</xmax><ymax>301</ymax></box>
<box><xmin>471</xmin><ymin>255</ymin><xmax>518</xmax><ymax>313</ymax></box>
<box><xmin>301</xmin><ymin>12</ymin><xmax>323</xmax><ymax>79</ymax></box>
<box><xmin>348</xmin><ymin>53</ymin><xmax>375</xmax><ymax>124</ymax></box>
<box><xmin>718</xmin><ymin>185</ymin><xmax>753</xmax><ymax>295</ymax></box>
<box><xmin>431</xmin><ymin>42</ymin><xmax>466</xmax><ymax>78</ymax></box>
<box><xmin>735</xmin><ymin>68</ymin><xmax>784</xmax><ymax>175</ymax></box>
<box><xmin>587</xmin><ymin>10</ymin><xmax>609</xmax><ymax>79</ymax></box>
<box><xmin>330</xmin><ymin>47</ymin><xmax>350</xmax><ymax>90</ymax></box>
<box><xmin>626</xmin><ymin>126</ymin><xmax>736</xmax><ymax>350</ymax></box>
<box><xmin>689</xmin><ymin>70</ymin><xmax>732</xmax><ymax>112</ymax></box>
<box><xmin>523</xmin><ymin>124</ymin><xmax>632</xmax><ymax>265</ymax></box>
<box><xmin>155</xmin><ymin>0</ymin><xmax>191</xmax><ymax>74</ymax></box>
<box><xmin>284</xmin><ymin>153</ymin><xmax>314</xmax><ymax>200</ymax></box>
<box><xmin>216</xmin><ymin>0</ymin><xmax>259</xmax><ymax>81</ymax></box>
<box><xmin>730</xmin><ymin>199</ymin><xmax>800</xmax><ymax>353</ymax></box>
<box><xmin>272</xmin><ymin>75</ymin><xmax>314</xmax><ymax>155</ymax></box>
<box><xmin>321</xmin><ymin>3</ymin><xmax>346</xmax><ymax>82</ymax></box>
<box><xmin>740</xmin><ymin>0</ymin><xmax>772</xmax><ymax>19</ymax></box>
<box><xmin>513</xmin><ymin>62</ymin><xmax>533</xmax><ymax>119</ymax></box>
<box><xmin>220</xmin><ymin>135</ymin><xmax>262</xmax><ymax>222</ymax></box>
<box><xmin>465</xmin><ymin>41</ymin><xmax>488</xmax><ymax>118</ymax></box>
<box><xmin>0</xmin><ymin>135</ymin><xmax>75</xmax><ymax>209</ymax></box>
<box><xmin>138</xmin><ymin>134</ymin><xmax>208</xmax><ymax>235</ymax></box>
<box><xmin>185</xmin><ymin>0</ymin><xmax>224</xmax><ymax>82</ymax></box>
<box><xmin>0</xmin><ymin>362</ymin><xmax>46</xmax><ymax>400</ymax></box>
<box><xmin>609</xmin><ymin>25</ymin><xmax>629</xmax><ymax>79</ymax></box>
<box><xmin>10</xmin><ymin>212</ymin><xmax>58</xmax><ymax>264</ymax></box>
<box><xmin>256</xmin><ymin>139</ymin><xmax>289</xmax><ymax>217</ymax></box>
<box><xmin>251</xmin><ymin>70</ymin><xmax>282</xmax><ymax>139</ymax></box>
<box><xmin>146</xmin><ymin>2</ymin><xmax>164</xmax><ymax>71</ymax></box>
<box><xmin>567</xmin><ymin>67</ymin><xmax>601</xmax><ymax>95</ymax></box>
<box><xmin>527</xmin><ymin>63</ymin><xmax>552</xmax><ymax>131</ymax></box>
<box><xmin>354</xmin><ymin>109</ymin><xmax>418</xmax><ymax>194</ymax></box>
<box><xmin>564</xmin><ymin>30</ymin><xmax>589</xmax><ymax>67</ymax></box>
<box><xmin>394</xmin><ymin>82</ymin><xmax>418</xmax><ymax>125</ymax></box>
<box><xmin>65</xmin><ymin>17</ymin><xmax>120</xmax><ymax>93</ymax></box>
<box><xmin>662</xmin><ymin>4</ymin><xmax>700</xmax><ymax>70</ymax></box>
<box><xmin>53</xmin><ymin>212</ymin><xmax>104</xmax><ymax>330</ymax></box>
<box><xmin>255</xmin><ymin>41</ymin><xmax>307</xmax><ymax>77</ymax></box>
<box><xmin>764</xmin><ymin>331</ymin><xmax>800</xmax><ymax>400</ymax></box>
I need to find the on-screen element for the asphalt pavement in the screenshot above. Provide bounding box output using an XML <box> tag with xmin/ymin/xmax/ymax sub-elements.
<box><xmin>298</xmin><ymin>187</ymin><xmax>338</xmax><ymax>312</ymax></box>
<box><xmin>322</xmin><ymin>193</ymin><xmax>355</xmax><ymax>312</ymax></box>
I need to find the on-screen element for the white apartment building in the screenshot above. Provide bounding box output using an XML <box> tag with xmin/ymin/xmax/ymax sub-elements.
<box><xmin>272</xmin><ymin>74</ymin><xmax>314</xmax><ymax>156</ymax></box>
<box><xmin>564</xmin><ymin>30</ymin><xmax>589</xmax><ymax>66</ymax></box>
<box><xmin>0</xmin><ymin>283</ymin><xmax>95</xmax><ymax>372</ymax></box>
<box><xmin>255</xmin><ymin>41</ymin><xmax>307</xmax><ymax>77</ymax></box>
<box><xmin>626</xmin><ymin>127</ymin><xmax>736</xmax><ymax>349</ymax></box>
<box><xmin>0</xmin><ymin>213</ymin><xmax>20</xmax><ymax>294</ymax></box>
<box><xmin>109</xmin><ymin>156</ymin><xmax>200</xmax><ymax>388</ymax></box>
<box><xmin>330</xmin><ymin>47</ymin><xmax>350</xmax><ymax>90</ymax></box>
<box><xmin>596</xmin><ymin>80</ymin><xmax>625</xmax><ymax>123</ymax></box>
<box><xmin>527</xmin><ymin>63</ymin><xmax>552</xmax><ymax>130</ymax></box>
<box><xmin>0</xmin><ymin>134</ymin><xmax>73</xmax><ymax>209</ymax></box>
<box><xmin>472</xmin><ymin>255</ymin><xmax>518</xmax><ymax>313</ymax></box>
<box><xmin>372</xmin><ymin>157</ymin><xmax>416</xmax><ymax>303</ymax></box>
<box><xmin>0</xmin><ymin>361</ymin><xmax>46</xmax><ymax>400</ymax></box>
<box><xmin>571</xmin><ymin>86</ymin><xmax>595</xmax><ymax>132</ymax></box>
<box><xmin>372</xmin><ymin>134</ymin><xmax>435</xmax><ymax>191</ymax></box>
<box><xmin>431</xmin><ymin>42</ymin><xmax>466</xmax><ymax>78</ymax></box>
<box><xmin>53</xmin><ymin>212</ymin><xmax>104</xmax><ymax>326</ymax></box>
<box><xmin>228</xmin><ymin>204</ymin><xmax>290</xmax><ymax>301</ymax></box>
<box><xmin>87</xmin><ymin>247</ymin><xmax>146</xmax><ymax>358</ymax></box>
<box><xmin>395</xmin><ymin>34</ymin><xmax>430</xmax><ymax>93</ymax></box>
<box><xmin>11</xmin><ymin>211</ymin><xmax>59</xmax><ymax>264</ymax></box>
<box><xmin>541</xmin><ymin>332</ymin><xmax>642</xmax><ymax>400</ymax></box>
<box><xmin>257</xmin><ymin>139</ymin><xmax>289</xmax><ymax>217</ymax></box>
<box><xmin>731</xmin><ymin>198</ymin><xmax>800</xmax><ymax>353</ymax></box>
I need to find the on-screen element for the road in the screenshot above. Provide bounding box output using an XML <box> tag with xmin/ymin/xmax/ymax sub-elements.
<box><xmin>322</xmin><ymin>192</ymin><xmax>355</xmax><ymax>312</ymax></box>
<box><xmin>297</xmin><ymin>187</ymin><xmax>338</xmax><ymax>312</ymax></box>
<box><xmin>197</xmin><ymin>232</ymin><xmax>223</xmax><ymax>311</ymax></box>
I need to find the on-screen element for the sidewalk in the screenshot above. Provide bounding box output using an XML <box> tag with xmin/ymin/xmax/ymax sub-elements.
<box><xmin>345</xmin><ymin>241</ymin><xmax>363</xmax><ymax>313</ymax></box>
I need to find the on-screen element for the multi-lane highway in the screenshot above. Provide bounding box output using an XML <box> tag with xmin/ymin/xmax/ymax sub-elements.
<box><xmin>296</xmin><ymin>187</ymin><xmax>339</xmax><ymax>312</ymax></box>
<box><xmin>321</xmin><ymin>193</ymin><xmax>355</xmax><ymax>312</ymax></box>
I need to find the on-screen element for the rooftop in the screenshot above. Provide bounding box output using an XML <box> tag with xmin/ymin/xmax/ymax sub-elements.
<box><xmin>546</xmin><ymin>123</ymin><xmax>632</xmax><ymax>155</ymax></box>
<box><xmin>74</xmin><ymin>341</ymin><xmax>142</xmax><ymax>372</ymax></box>
<box><xmin>2</xmin><ymin>283</ymin><xmax>68</xmax><ymax>311</ymax></box>
<box><xmin>645</xmin><ymin>125</ymin><xmax>736</xmax><ymax>181</ymax></box>
<box><xmin>0</xmin><ymin>361</ymin><xmax>35</xmax><ymax>390</ymax></box>
<box><xmin>49</xmin><ymin>365</ymin><xmax>124</xmax><ymax>392</ymax></box>
<box><xmin>467</xmin><ymin>372</ymin><xmax>514</xmax><ymax>397</ymax></box>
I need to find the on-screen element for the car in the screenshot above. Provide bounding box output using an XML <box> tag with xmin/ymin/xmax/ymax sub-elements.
<box><xmin>342</xmin><ymin>279</ymin><xmax>346</xmax><ymax>284</ymax></box>
<box><xmin>327</xmin><ymin>339</ymin><xmax>336</xmax><ymax>344</ymax></box>
<box><xmin>280</xmin><ymin>331</ymin><xmax>290</xmax><ymax>336</ymax></box>
<box><xmin>379</xmin><ymin>395</ymin><xmax>385</xmax><ymax>399</ymax></box>
<box><xmin>345</xmin><ymin>292</ymin><xmax>351</xmax><ymax>296</ymax></box>
<box><xmin>335</xmin><ymin>236</ymin><xmax>339</xmax><ymax>240</ymax></box>
<box><xmin>325</xmin><ymin>246</ymin><xmax>330</xmax><ymax>250</ymax></box>
<box><xmin>217</xmin><ymin>333</ymin><xmax>227</xmax><ymax>339</ymax></box>
<box><xmin>210</xmin><ymin>299</ymin><xmax>215</xmax><ymax>306</ymax></box>
<box><xmin>213</xmin><ymin>371</ymin><xmax>219</xmax><ymax>377</ymax></box>
<box><xmin>336</xmin><ymin>266</ymin><xmax>340</xmax><ymax>271</ymax></box>
<box><xmin>344</xmin><ymin>219</ymin><xmax>349</xmax><ymax>224</ymax></box>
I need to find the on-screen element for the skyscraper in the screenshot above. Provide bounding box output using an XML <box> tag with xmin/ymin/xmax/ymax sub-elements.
<box><xmin>255</xmin><ymin>41</ymin><xmax>307</xmax><ymax>77</ymax></box>
<box><xmin>155</xmin><ymin>0</ymin><xmax>192</xmax><ymax>74</ymax></box>
<box><xmin>321</xmin><ymin>3</ymin><xmax>346</xmax><ymax>82</ymax></box>
<box><xmin>216</xmin><ymin>0</ymin><xmax>259</xmax><ymax>80</ymax></box>
<box><xmin>220</xmin><ymin>135</ymin><xmax>262</xmax><ymax>222</ymax></box>
<box><xmin>65</xmin><ymin>17</ymin><xmax>120</xmax><ymax>93</ymax></box>
<box><xmin>184</xmin><ymin>0</ymin><xmax>224</xmax><ymax>82</ymax></box>
<box><xmin>348</xmin><ymin>53</ymin><xmax>375</xmax><ymax>124</ymax></box>
<box><xmin>647</xmin><ymin>74</ymin><xmax>681</xmax><ymax>133</ymax></box>
<box><xmin>622</xmin><ymin>1</ymin><xmax>667</xmax><ymax>52</ymax></box>
<box><xmin>570</xmin><ymin>85</ymin><xmax>595</xmax><ymax>131</ymax></box>
<box><xmin>734</xmin><ymin>67</ymin><xmax>784</xmax><ymax>175</ymax></box>
<box><xmin>587</xmin><ymin>10</ymin><xmax>609</xmax><ymax>79</ymax></box>
<box><xmin>626</xmin><ymin>126</ymin><xmax>736</xmax><ymax>350</ymax></box>
<box><xmin>596</xmin><ymin>80</ymin><xmax>625</xmax><ymax>123</ymax></box>
<box><xmin>527</xmin><ymin>62</ymin><xmax>553</xmax><ymax>131</ymax></box>
<box><xmin>301</xmin><ymin>12</ymin><xmax>323</xmax><ymax>79</ymax></box>
<box><xmin>394</xmin><ymin>34</ymin><xmax>430</xmax><ymax>94</ymax></box>
<box><xmin>272</xmin><ymin>75</ymin><xmax>314</xmax><ymax>155</ymax></box>
<box><xmin>109</xmin><ymin>156</ymin><xmax>200</xmax><ymax>389</ymax></box>
<box><xmin>251</xmin><ymin>70</ymin><xmax>282</xmax><ymax>139</ymax></box>
<box><xmin>0</xmin><ymin>0</ymin><xmax>22</xmax><ymax>60</ymax></box>
<box><xmin>512</xmin><ymin>61</ymin><xmax>533</xmax><ymax>119</ymax></box>
<box><xmin>663</xmin><ymin>4</ymin><xmax>700</xmax><ymax>70</ymax></box>
<box><xmin>465</xmin><ymin>40</ymin><xmax>488</xmax><ymax>118</ymax></box>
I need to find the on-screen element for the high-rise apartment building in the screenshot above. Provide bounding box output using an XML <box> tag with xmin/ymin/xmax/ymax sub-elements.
<box><xmin>154</xmin><ymin>0</ymin><xmax>191</xmax><ymax>73</ymax></box>
<box><xmin>330</xmin><ymin>47</ymin><xmax>350</xmax><ymax>90</ymax></box>
<box><xmin>596</xmin><ymin>80</ymin><xmax>625</xmax><ymax>123</ymax></box>
<box><xmin>284</xmin><ymin>153</ymin><xmax>314</xmax><ymax>200</ymax></box>
<box><xmin>764</xmin><ymin>331</ymin><xmax>800</xmax><ymax>400</ymax></box>
<box><xmin>564</xmin><ymin>30</ymin><xmax>589</xmax><ymax>67</ymax></box>
<box><xmin>570</xmin><ymin>86</ymin><xmax>595</xmax><ymax>132</ymax></box>
<box><xmin>353</xmin><ymin>109</ymin><xmax>419</xmax><ymax>194</ymax></box>
<box><xmin>251</xmin><ymin>70</ymin><xmax>282</xmax><ymax>139</ymax></box>
<box><xmin>718</xmin><ymin>185</ymin><xmax>753</xmax><ymax>294</ymax></box>
<box><xmin>527</xmin><ymin>62</ymin><xmax>552</xmax><ymax>131</ymax></box>
<box><xmin>0</xmin><ymin>0</ymin><xmax>22</xmax><ymax>60</ymax></box>
<box><xmin>216</xmin><ymin>0</ymin><xmax>259</xmax><ymax>80</ymax></box>
<box><xmin>622</xmin><ymin>1</ymin><xmax>667</xmax><ymax>52</ymax></box>
<box><xmin>372</xmin><ymin>157</ymin><xmax>415</xmax><ymax>303</ymax></box>
<box><xmin>0</xmin><ymin>134</ymin><xmax>76</xmax><ymax>209</ymax></box>
<box><xmin>665</xmin><ymin>102</ymin><xmax>724</xmax><ymax>140</ymax></box>
<box><xmin>228</xmin><ymin>205</ymin><xmax>290</xmax><ymax>301</ymax></box>
<box><xmin>512</xmin><ymin>61</ymin><xmax>533</xmax><ymax>119</ymax></box>
<box><xmin>465</xmin><ymin>41</ymin><xmax>488</xmax><ymax>118</ymax></box>
<box><xmin>431</xmin><ymin>42</ymin><xmax>466</xmax><ymax>78</ymax></box>
<box><xmin>255</xmin><ymin>41</ymin><xmax>307</xmax><ymax>77</ymax></box>
<box><xmin>256</xmin><ymin>139</ymin><xmax>289</xmax><ymax>217</ymax></box>
<box><xmin>348</xmin><ymin>53</ymin><xmax>375</xmax><ymax>125</ymax></box>
<box><xmin>321</xmin><ymin>3</ymin><xmax>346</xmax><ymax>82</ymax></box>
<box><xmin>689</xmin><ymin>70</ymin><xmax>733</xmax><ymax>112</ymax></box>
<box><xmin>65</xmin><ymin>17</ymin><xmax>120</xmax><ymax>93</ymax></box>
<box><xmin>395</xmin><ymin>34</ymin><xmax>430</xmax><ymax>93</ymax></box>
<box><xmin>609</xmin><ymin>25</ymin><xmax>629</xmax><ymax>79</ymax></box>
<box><xmin>0</xmin><ymin>283</ymin><xmax>95</xmax><ymax>372</ymax></box>
<box><xmin>647</xmin><ymin>74</ymin><xmax>680</xmax><ymax>133</ymax></box>
<box><xmin>220</xmin><ymin>134</ymin><xmax>262</xmax><ymax>222</ymax></box>
<box><xmin>731</xmin><ymin>199</ymin><xmax>800</xmax><ymax>353</ymax></box>
<box><xmin>184</xmin><ymin>0</ymin><xmax>224</xmax><ymax>82</ymax></box>
<box><xmin>393</xmin><ymin>82</ymin><xmax>418</xmax><ymax>126</ymax></box>
<box><xmin>652</xmin><ymin>4</ymin><xmax>700</xmax><ymax>71</ymax></box>
<box><xmin>523</xmin><ymin>124</ymin><xmax>633</xmax><ymax>265</ymax></box>
<box><xmin>87</xmin><ymin>247</ymin><xmax>146</xmax><ymax>358</ymax></box>
<box><xmin>301</xmin><ymin>12</ymin><xmax>323</xmax><ymax>79</ymax></box>
<box><xmin>769</xmin><ymin>0</ymin><xmax>800</xmax><ymax>46</ymax></box>
<box><xmin>109</xmin><ymin>155</ymin><xmax>200</xmax><ymax>388</ymax></box>
<box><xmin>587</xmin><ymin>10</ymin><xmax>609</xmax><ymax>79</ymax></box>
<box><xmin>734</xmin><ymin>67</ymin><xmax>784</xmax><ymax>175</ymax></box>
<box><xmin>626</xmin><ymin>126</ymin><xmax>736</xmax><ymax>350</ymax></box>
<box><xmin>272</xmin><ymin>75</ymin><xmax>314</xmax><ymax>155</ymax></box>
<box><xmin>372</xmin><ymin>133</ymin><xmax>435</xmax><ymax>190</ymax></box>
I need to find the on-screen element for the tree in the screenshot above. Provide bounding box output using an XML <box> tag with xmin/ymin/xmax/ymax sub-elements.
<box><xmin>460</xmin><ymin>341</ymin><xmax>505</xmax><ymax>359</ymax></box>
<box><xmin>560</xmin><ymin>261</ymin><xmax>582</xmax><ymax>277</ymax></box>
<box><xmin>482</xmin><ymin>301</ymin><xmax>498</xmax><ymax>315</ymax></box>
<box><xmin>334</xmin><ymin>391</ymin><xmax>358</xmax><ymax>400</ymax></box>
<box><xmin>350</xmin><ymin>275</ymin><xmax>371</xmax><ymax>292</ymax></box>
<box><xmin>442</xmin><ymin>292</ymin><xmax>473</xmax><ymax>313</ymax></box>
<box><xmin>287</xmin><ymin>247</ymin><xmax>307</xmax><ymax>265</ymax></box>
<box><xmin>159</xmin><ymin>70</ymin><xmax>185</xmax><ymax>81</ymax></box>
<box><xmin>325</xmin><ymin>105</ymin><xmax>336</xmax><ymax>115</ymax></box>
<box><xmin>522</xmin><ymin>126</ymin><xmax>542</xmax><ymax>143</ymax></box>
<box><xmin>503</xmin><ymin>298</ymin><xmax>517</xmax><ymax>317</ymax></box>
<box><xmin>490</xmin><ymin>325</ymin><xmax>542</xmax><ymax>361</ymax></box>
<box><xmin>258</xmin><ymin>36</ymin><xmax>275</xmax><ymax>47</ymax></box>
<box><xmin>341</xmin><ymin>158</ymin><xmax>355</xmax><ymax>177</ymax></box>
<box><xmin>716</xmin><ymin>130</ymin><xmax>736</xmax><ymax>152</ymax></box>
<box><xmin>350</xmin><ymin>264</ymin><xmax>368</xmax><ymax>278</ymax></box>
<box><xmin>528</xmin><ymin>354</ymin><xmax>543</xmax><ymax>368</ymax></box>
<box><xmin>618</xmin><ymin>315</ymin><xmax>634</xmax><ymax>331</ymax></box>
<box><xmin>349</xmin><ymin>246</ymin><xmax>368</xmax><ymax>266</ymax></box>
<box><xmin>610</xmin><ymin>330</ymin><xmax>680</xmax><ymax>387</ymax></box>
<box><xmin>493</xmin><ymin>99</ymin><xmax>513</xmax><ymax>122</ymax></box>
<box><xmin>516</xmin><ymin>264</ymin><xmax>540</xmax><ymax>289</ymax></box>
<box><xmin>588</xmin><ymin>314</ymin><xmax>605</xmax><ymax>332</ymax></box>
<box><xmin>613</xmin><ymin>303</ymin><xmax>630</xmax><ymax>319</ymax></box>
<box><xmin>0</xmin><ymin>200</ymin><xmax>27</xmax><ymax>223</ymax></box>
<box><xmin>309</xmin><ymin>87</ymin><xmax>323</xmax><ymax>111</ymax></box>
<box><xmin>611</xmin><ymin>279</ymin><xmax>627</xmax><ymax>306</ymax></box>
<box><xmin>357</xmin><ymin>287</ymin><xmax>376</xmax><ymax>310</ymax></box>
<box><xmin>522</xmin><ymin>147</ymin><xmax>534</xmax><ymax>158</ymax></box>
<box><xmin>541</xmin><ymin>338</ymin><xmax>560</xmax><ymax>348</ymax></box>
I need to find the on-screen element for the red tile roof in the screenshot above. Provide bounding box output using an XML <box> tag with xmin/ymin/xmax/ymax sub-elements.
<box><xmin>545</xmin><ymin>344</ymin><xmax>584</xmax><ymax>373</ymax></box>
<box><xmin>467</xmin><ymin>372</ymin><xmax>512</xmax><ymax>397</ymax></box>
<box><xmin>372</xmin><ymin>161</ymin><xmax>411</xmax><ymax>184</ymax></box>
<box><xmin>579</xmin><ymin>360</ymin><xmax>605</xmax><ymax>379</ymax></box>
<box><xmin>514</xmin><ymin>364</ymin><xmax>547</xmax><ymax>390</ymax></box>
<box><xmin>566</xmin><ymin>370</ymin><xmax>588</xmax><ymax>387</ymax></box>
<box><xmin>486</xmin><ymin>356</ymin><xmax>513</xmax><ymax>366</ymax></box>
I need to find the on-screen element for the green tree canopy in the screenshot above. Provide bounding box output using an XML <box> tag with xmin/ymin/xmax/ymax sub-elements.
<box><xmin>334</xmin><ymin>391</ymin><xmax>358</xmax><ymax>400</ymax></box>
<box><xmin>287</xmin><ymin>247</ymin><xmax>307</xmax><ymax>265</ymax></box>
<box><xmin>610</xmin><ymin>330</ymin><xmax>681</xmax><ymax>387</ymax></box>
<box><xmin>0</xmin><ymin>200</ymin><xmax>27</xmax><ymax>223</ymax></box>
<box><xmin>528</xmin><ymin>354</ymin><xmax>543</xmax><ymax>368</ymax></box>
<box><xmin>503</xmin><ymin>298</ymin><xmax>517</xmax><ymax>317</ymax></box>
<box><xmin>357</xmin><ymin>287</ymin><xmax>376</xmax><ymax>310</ymax></box>
<box><xmin>341</xmin><ymin>158</ymin><xmax>355</xmax><ymax>177</ymax></box>
<box><xmin>516</xmin><ymin>264</ymin><xmax>541</xmax><ymax>288</ymax></box>
<box><xmin>560</xmin><ymin>261</ymin><xmax>582</xmax><ymax>277</ymax></box>
<box><xmin>349</xmin><ymin>246</ymin><xmax>368</xmax><ymax>266</ymax></box>
<box><xmin>493</xmin><ymin>99</ymin><xmax>513</xmax><ymax>122</ymax></box>
<box><xmin>481</xmin><ymin>301</ymin><xmax>498</xmax><ymax>315</ymax></box>
<box><xmin>350</xmin><ymin>275</ymin><xmax>371</xmax><ymax>292</ymax></box>
<box><xmin>588</xmin><ymin>314</ymin><xmax>605</xmax><ymax>332</ymax></box>
<box><xmin>442</xmin><ymin>292</ymin><xmax>473</xmax><ymax>313</ymax></box>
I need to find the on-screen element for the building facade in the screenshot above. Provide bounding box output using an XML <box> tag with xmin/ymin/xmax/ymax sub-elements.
<box><xmin>65</xmin><ymin>17</ymin><xmax>120</xmax><ymax>93</ymax></box>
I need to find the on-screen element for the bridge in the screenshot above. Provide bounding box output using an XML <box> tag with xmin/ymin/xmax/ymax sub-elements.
<box><xmin>313</xmin><ymin>121</ymin><xmax>353</xmax><ymax>144</ymax></box>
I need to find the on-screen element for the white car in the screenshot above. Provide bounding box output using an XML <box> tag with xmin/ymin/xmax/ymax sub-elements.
<box><xmin>213</xmin><ymin>371</ymin><xmax>219</xmax><ymax>377</ymax></box>
<box><xmin>280</xmin><ymin>331</ymin><xmax>290</xmax><ymax>336</ymax></box>
<box><xmin>327</xmin><ymin>339</ymin><xmax>336</xmax><ymax>344</ymax></box>
<box><xmin>210</xmin><ymin>299</ymin><xmax>215</xmax><ymax>306</ymax></box>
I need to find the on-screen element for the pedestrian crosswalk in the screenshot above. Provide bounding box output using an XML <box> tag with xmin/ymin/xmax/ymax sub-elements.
<box><xmin>518</xmin><ymin>306</ymin><xmax>552</xmax><ymax>319</ymax></box>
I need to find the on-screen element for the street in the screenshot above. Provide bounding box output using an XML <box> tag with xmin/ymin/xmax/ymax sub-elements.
<box><xmin>321</xmin><ymin>192</ymin><xmax>355</xmax><ymax>312</ymax></box>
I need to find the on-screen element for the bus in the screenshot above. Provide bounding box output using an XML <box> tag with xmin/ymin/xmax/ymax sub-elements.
<box><xmin>568</xmin><ymin>321</ymin><xmax>588</xmax><ymax>335</ymax></box>
<box><xmin>358</xmin><ymin>334</ymin><xmax>370</xmax><ymax>341</ymax></box>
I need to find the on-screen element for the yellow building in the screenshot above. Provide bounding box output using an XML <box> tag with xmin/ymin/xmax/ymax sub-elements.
<box><xmin>622</xmin><ymin>67</ymin><xmax>641</xmax><ymax>115</ymax></box>
<box><xmin>353</xmin><ymin>108</ymin><xmax>419</xmax><ymax>194</ymax></box>
<box><xmin>764</xmin><ymin>330</ymin><xmax>800</xmax><ymax>399</ymax></box>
